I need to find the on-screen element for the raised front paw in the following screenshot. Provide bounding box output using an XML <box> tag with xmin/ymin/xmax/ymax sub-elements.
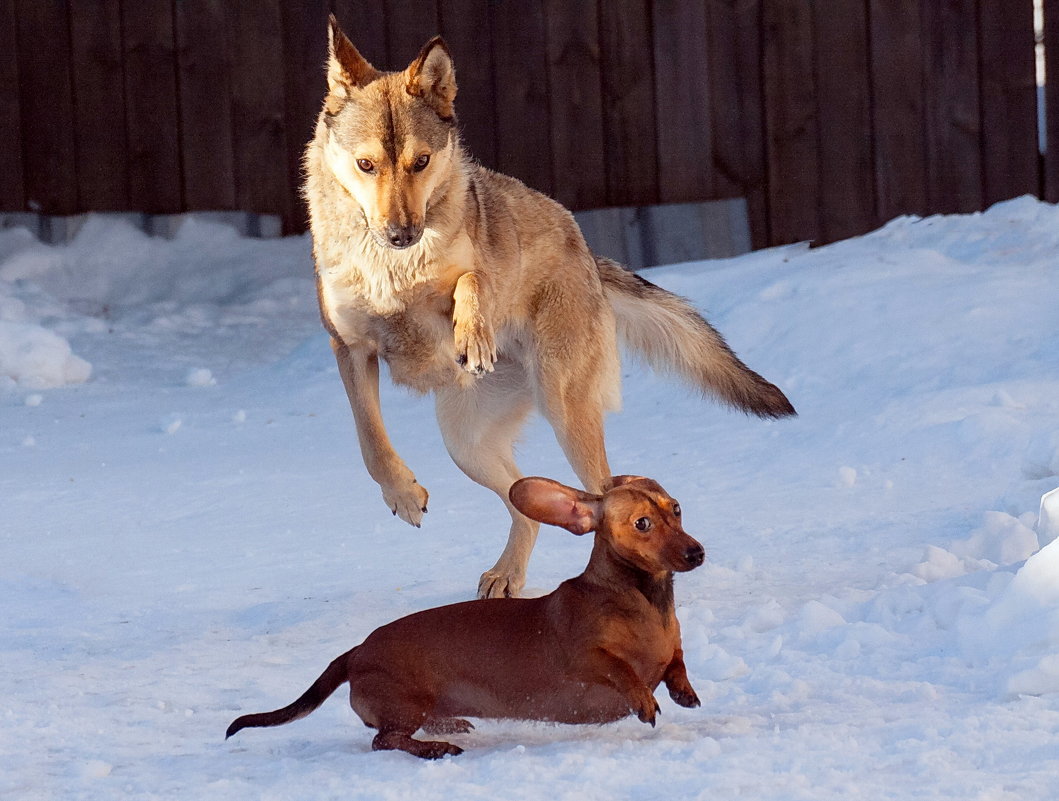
<box><xmin>453</xmin><ymin>314</ymin><xmax>496</xmax><ymax>376</ymax></box>
<box><xmin>380</xmin><ymin>473</ymin><xmax>429</xmax><ymax>528</ymax></box>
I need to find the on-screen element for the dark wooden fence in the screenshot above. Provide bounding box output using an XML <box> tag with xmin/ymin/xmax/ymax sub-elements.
<box><xmin>0</xmin><ymin>0</ymin><xmax>1053</xmax><ymax>247</ymax></box>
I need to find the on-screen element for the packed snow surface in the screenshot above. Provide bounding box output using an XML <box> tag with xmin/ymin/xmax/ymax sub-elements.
<box><xmin>3</xmin><ymin>199</ymin><xmax>1059</xmax><ymax>799</ymax></box>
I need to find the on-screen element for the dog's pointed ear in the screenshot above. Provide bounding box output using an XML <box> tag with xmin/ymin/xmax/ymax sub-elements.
<box><xmin>326</xmin><ymin>15</ymin><xmax>377</xmax><ymax>113</ymax></box>
<box><xmin>509</xmin><ymin>478</ymin><xmax>601</xmax><ymax>535</ymax></box>
<box><xmin>405</xmin><ymin>36</ymin><xmax>457</xmax><ymax>120</ymax></box>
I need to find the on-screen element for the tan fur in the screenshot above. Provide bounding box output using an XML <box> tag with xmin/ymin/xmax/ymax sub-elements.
<box><xmin>307</xmin><ymin>17</ymin><xmax>795</xmax><ymax>598</ymax></box>
<box><xmin>226</xmin><ymin>476</ymin><xmax>705</xmax><ymax>759</ymax></box>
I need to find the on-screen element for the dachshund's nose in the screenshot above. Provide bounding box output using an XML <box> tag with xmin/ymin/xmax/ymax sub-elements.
<box><xmin>684</xmin><ymin>543</ymin><xmax>705</xmax><ymax>568</ymax></box>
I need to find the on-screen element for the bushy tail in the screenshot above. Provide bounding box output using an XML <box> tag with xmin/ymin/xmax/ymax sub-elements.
<box><xmin>597</xmin><ymin>257</ymin><xmax>796</xmax><ymax>419</ymax></box>
<box><xmin>225</xmin><ymin>648</ymin><xmax>355</xmax><ymax>739</ymax></box>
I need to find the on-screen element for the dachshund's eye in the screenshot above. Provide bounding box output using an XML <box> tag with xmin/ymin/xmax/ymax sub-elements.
<box><xmin>356</xmin><ymin>158</ymin><xmax>375</xmax><ymax>173</ymax></box>
<box><xmin>673</xmin><ymin>503</ymin><xmax>681</xmax><ymax>517</ymax></box>
<box><xmin>634</xmin><ymin>517</ymin><xmax>652</xmax><ymax>532</ymax></box>
<box><xmin>413</xmin><ymin>154</ymin><xmax>430</xmax><ymax>172</ymax></box>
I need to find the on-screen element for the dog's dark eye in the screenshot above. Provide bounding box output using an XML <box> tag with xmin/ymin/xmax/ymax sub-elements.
<box><xmin>356</xmin><ymin>158</ymin><xmax>375</xmax><ymax>173</ymax></box>
<box><xmin>413</xmin><ymin>154</ymin><xmax>430</xmax><ymax>172</ymax></box>
<box><xmin>673</xmin><ymin>504</ymin><xmax>681</xmax><ymax>517</ymax></box>
<box><xmin>634</xmin><ymin>517</ymin><xmax>652</xmax><ymax>532</ymax></box>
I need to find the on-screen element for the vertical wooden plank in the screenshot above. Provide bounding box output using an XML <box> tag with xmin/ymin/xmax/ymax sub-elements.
<box><xmin>869</xmin><ymin>0</ymin><xmax>928</xmax><ymax>221</ymax></box>
<box><xmin>228</xmin><ymin>0</ymin><xmax>291</xmax><ymax>218</ymax></box>
<box><xmin>978</xmin><ymin>0</ymin><xmax>1039</xmax><ymax>206</ymax></box>
<box><xmin>490</xmin><ymin>0</ymin><xmax>553</xmax><ymax>196</ymax></box>
<box><xmin>175</xmin><ymin>0</ymin><xmax>236</xmax><ymax>212</ymax></box>
<box><xmin>761</xmin><ymin>0</ymin><xmax>819</xmax><ymax>245</ymax></box>
<box><xmin>1047</xmin><ymin>0</ymin><xmax>1059</xmax><ymax>202</ymax></box>
<box><xmin>921</xmin><ymin>0</ymin><xmax>983</xmax><ymax>214</ymax></box>
<box><xmin>16</xmin><ymin>0</ymin><xmax>78</xmax><ymax>214</ymax></box>
<box><xmin>122</xmin><ymin>0</ymin><xmax>183</xmax><ymax>213</ymax></box>
<box><xmin>812</xmin><ymin>0</ymin><xmax>876</xmax><ymax>242</ymax></box>
<box><xmin>440</xmin><ymin>0</ymin><xmax>498</xmax><ymax>168</ymax></box>
<box><xmin>0</xmin><ymin>0</ymin><xmax>25</xmax><ymax>211</ymax></box>
<box><xmin>544</xmin><ymin>0</ymin><xmax>607</xmax><ymax>210</ymax></box>
<box><xmin>707</xmin><ymin>0</ymin><xmax>769</xmax><ymax>248</ymax></box>
<box><xmin>330</xmin><ymin>0</ymin><xmax>388</xmax><ymax>66</ymax></box>
<box><xmin>281</xmin><ymin>0</ymin><xmax>329</xmax><ymax>231</ymax></box>
<box><xmin>598</xmin><ymin>0</ymin><xmax>658</xmax><ymax>207</ymax></box>
<box><xmin>652</xmin><ymin>0</ymin><xmax>715</xmax><ymax>203</ymax></box>
<box><xmin>68</xmin><ymin>0</ymin><xmax>128</xmax><ymax>211</ymax></box>
<box><xmin>385</xmin><ymin>0</ymin><xmax>439</xmax><ymax>65</ymax></box>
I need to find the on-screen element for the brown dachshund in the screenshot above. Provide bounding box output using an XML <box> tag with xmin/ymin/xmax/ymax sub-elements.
<box><xmin>225</xmin><ymin>475</ymin><xmax>705</xmax><ymax>758</ymax></box>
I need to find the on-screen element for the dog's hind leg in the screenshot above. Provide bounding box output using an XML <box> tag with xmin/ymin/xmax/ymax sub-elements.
<box><xmin>435</xmin><ymin>360</ymin><xmax>538</xmax><ymax>599</ymax></box>
<box><xmin>372</xmin><ymin>728</ymin><xmax>463</xmax><ymax>759</ymax></box>
<box><xmin>532</xmin><ymin>291</ymin><xmax>620</xmax><ymax>495</ymax></box>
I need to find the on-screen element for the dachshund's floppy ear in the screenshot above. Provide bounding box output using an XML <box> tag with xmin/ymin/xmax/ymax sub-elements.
<box><xmin>509</xmin><ymin>478</ymin><xmax>602</xmax><ymax>535</ymax></box>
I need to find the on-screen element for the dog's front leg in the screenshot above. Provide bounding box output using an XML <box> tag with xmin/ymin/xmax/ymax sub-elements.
<box><xmin>452</xmin><ymin>271</ymin><xmax>497</xmax><ymax>375</ymax></box>
<box><xmin>331</xmin><ymin>338</ymin><xmax>429</xmax><ymax>527</ymax></box>
<box><xmin>662</xmin><ymin>648</ymin><xmax>700</xmax><ymax>708</ymax></box>
<box><xmin>590</xmin><ymin>647</ymin><xmax>661</xmax><ymax>726</ymax></box>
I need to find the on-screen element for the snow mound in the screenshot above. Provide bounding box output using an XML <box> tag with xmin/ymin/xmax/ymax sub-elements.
<box><xmin>957</xmin><ymin>502</ymin><xmax>1059</xmax><ymax>696</ymax></box>
<box><xmin>0</xmin><ymin>213</ymin><xmax>315</xmax><ymax>390</ymax></box>
<box><xmin>1039</xmin><ymin>488</ymin><xmax>1059</xmax><ymax>546</ymax></box>
<box><xmin>0</xmin><ymin>319</ymin><xmax>91</xmax><ymax>388</ymax></box>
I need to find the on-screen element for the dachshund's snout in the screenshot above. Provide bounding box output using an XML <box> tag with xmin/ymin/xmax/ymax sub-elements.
<box><xmin>684</xmin><ymin>542</ymin><xmax>705</xmax><ymax>568</ymax></box>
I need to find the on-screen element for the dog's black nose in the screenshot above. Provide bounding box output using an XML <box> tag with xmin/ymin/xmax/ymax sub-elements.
<box><xmin>386</xmin><ymin>223</ymin><xmax>417</xmax><ymax>249</ymax></box>
<box><xmin>684</xmin><ymin>543</ymin><xmax>705</xmax><ymax>567</ymax></box>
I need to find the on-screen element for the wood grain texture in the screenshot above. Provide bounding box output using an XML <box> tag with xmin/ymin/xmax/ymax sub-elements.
<box><xmin>490</xmin><ymin>0</ymin><xmax>553</xmax><ymax>196</ymax></box>
<box><xmin>812</xmin><ymin>0</ymin><xmax>876</xmax><ymax>241</ymax></box>
<box><xmin>762</xmin><ymin>0</ymin><xmax>819</xmax><ymax>244</ymax></box>
<box><xmin>976</xmin><ymin>0</ymin><xmax>1040</xmax><ymax>207</ymax></box>
<box><xmin>0</xmin><ymin>0</ymin><xmax>25</xmax><ymax>211</ymax></box>
<box><xmin>599</xmin><ymin>0</ymin><xmax>657</xmax><ymax>206</ymax></box>
<box><xmin>545</xmin><ymin>0</ymin><xmax>607</xmax><ymax>209</ymax></box>
<box><xmin>122</xmin><ymin>0</ymin><xmax>183</xmax><ymax>213</ymax></box>
<box><xmin>281</xmin><ymin>0</ymin><xmax>330</xmax><ymax>231</ymax></box>
<box><xmin>921</xmin><ymin>0</ymin><xmax>982</xmax><ymax>214</ymax></box>
<box><xmin>869</xmin><ymin>0</ymin><xmax>928</xmax><ymax>221</ymax></box>
<box><xmin>330</xmin><ymin>0</ymin><xmax>389</xmax><ymax>66</ymax></box>
<box><xmin>69</xmin><ymin>0</ymin><xmax>128</xmax><ymax>210</ymax></box>
<box><xmin>16</xmin><ymin>0</ymin><xmax>78</xmax><ymax>214</ymax></box>
<box><xmin>439</xmin><ymin>0</ymin><xmax>498</xmax><ymax>167</ymax></box>
<box><xmin>707</xmin><ymin>0</ymin><xmax>769</xmax><ymax>247</ymax></box>
<box><xmin>652</xmin><ymin>0</ymin><xmax>715</xmax><ymax>203</ymax></box>
<box><xmin>384</xmin><ymin>0</ymin><xmax>440</xmax><ymax>65</ymax></box>
<box><xmin>227</xmin><ymin>0</ymin><xmax>290</xmax><ymax>217</ymax></box>
<box><xmin>1047</xmin><ymin>0</ymin><xmax>1059</xmax><ymax>202</ymax></box>
<box><xmin>176</xmin><ymin>0</ymin><xmax>236</xmax><ymax>211</ymax></box>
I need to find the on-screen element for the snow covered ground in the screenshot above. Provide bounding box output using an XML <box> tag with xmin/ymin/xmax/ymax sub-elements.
<box><xmin>2</xmin><ymin>197</ymin><xmax>1059</xmax><ymax>799</ymax></box>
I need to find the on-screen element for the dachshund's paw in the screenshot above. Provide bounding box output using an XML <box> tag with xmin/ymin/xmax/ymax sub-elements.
<box><xmin>668</xmin><ymin>684</ymin><xmax>701</xmax><ymax>708</ymax></box>
<box><xmin>634</xmin><ymin>691</ymin><xmax>661</xmax><ymax>727</ymax></box>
